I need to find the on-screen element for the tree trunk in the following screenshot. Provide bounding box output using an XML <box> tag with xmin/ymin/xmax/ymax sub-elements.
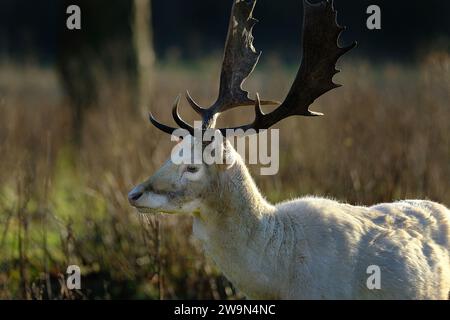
<box><xmin>133</xmin><ymin>0</ymin><xmax>155</xmax><ymax>112</ymax></box>
<box><xmin>57</xmin><ymin>0</ymin><xmax>156</xmax><ymax>144</ymax></box>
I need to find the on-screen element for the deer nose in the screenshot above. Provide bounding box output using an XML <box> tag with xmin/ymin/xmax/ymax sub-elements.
<box><xmin>128</xmin><ymin>188</ymin><xmax>143</xmax><ymax>205</ymax></box>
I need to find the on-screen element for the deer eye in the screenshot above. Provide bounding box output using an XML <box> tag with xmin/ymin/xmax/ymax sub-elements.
<box><xmin>186</xmin><ymin>166</ymin><xmax>199</xmax><ymax>173</ymax></box>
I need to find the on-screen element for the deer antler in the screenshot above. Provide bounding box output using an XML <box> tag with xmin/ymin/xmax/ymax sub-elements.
<box><xmin>151</xmin><ymin>0</ymin><xmax>276</xmax><ymax>133</ymax></box>
<box><xmin>150</xmin><ymin>0</ymin><xmax>356</xmax><ymax>136</ymax></box>
<box><xmin>217</xmin><ymin>0</ymin><xmax>356</xmax><ymax>134</ymax></box>
<box><xmin>185</xmin><ymin>0</ymin><xmax>278</xmax><ymax>128</ymax></box>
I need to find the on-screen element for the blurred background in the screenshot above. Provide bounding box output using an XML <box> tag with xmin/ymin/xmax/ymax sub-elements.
<box><xmin>0</xmin><ymin>0</ymin><xmax>449</xmax><ymax>299</ymax></box>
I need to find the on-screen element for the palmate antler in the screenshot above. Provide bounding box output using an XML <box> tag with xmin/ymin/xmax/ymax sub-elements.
<box><xmin>150</xmin><ymin>0</ymin><xmax>356</xmax><ymax>137</ymax></box>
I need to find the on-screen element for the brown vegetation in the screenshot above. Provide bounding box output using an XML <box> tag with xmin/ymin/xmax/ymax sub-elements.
<box><xmin>0</xmin><ymin>52</ymin><xmax>448</xmax><ymax>299</ymax></box>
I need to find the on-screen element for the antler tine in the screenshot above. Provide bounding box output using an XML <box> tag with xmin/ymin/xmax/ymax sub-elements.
<box><xmin>217</xmin><ymin>0</ymin><xmax>355</xmax><ymax>133</ymax></box>
<box><xmin>254</xmin><ymin>93</ymin><xmax>264</xmax><ymax>122</ymax></box>
<box><xmin>149</xmin><ymin>112</ymin><xmax>178</xmax><ymax>136</ymax></box>
<box><xmin>219</xmin><ymin>93</ymin><xmax>265</xmax><ymax>136</ymax></box>
<box><xmin>171</xmin><ymin>95</ymin><xmax>195</xmax><ymax>135</ymax></box>
<box><xmin>185</xmin><ymin>90</ymin><xmax>206</xmax><ymax>117</ymax></box>
<box><xmin>148</xmin><ymin>95</ymin><xmax>194</xmax><ymax>138</ymax></box>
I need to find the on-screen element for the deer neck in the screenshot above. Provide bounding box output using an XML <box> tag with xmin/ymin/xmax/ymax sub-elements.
<box><xmin>195</xmin><ymin>157</ymin><xmax>274</xmax><ymax>231</ymax></box>
<box><xmin>192</xmin><ymin>159</ymin><xmax>279</xmax><ymax>298</ymax></box>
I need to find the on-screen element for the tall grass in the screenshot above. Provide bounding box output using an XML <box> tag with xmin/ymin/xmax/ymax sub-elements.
<box><xmin>0</xmin><ymin>52</ymin><xmax>449</xmax><ymax>299</ymax></box>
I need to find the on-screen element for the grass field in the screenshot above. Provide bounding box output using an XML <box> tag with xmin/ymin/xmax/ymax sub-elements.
<box><xmin>0</xmin><ymin>52</ymin><xmax>449</xmax><ymax>299</ymax></box>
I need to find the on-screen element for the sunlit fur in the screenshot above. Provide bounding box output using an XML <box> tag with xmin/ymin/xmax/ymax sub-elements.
<box><xmin>129</xmin><ymin>139</ymin><xmax>450</xmax><ymax>299</ymax></box>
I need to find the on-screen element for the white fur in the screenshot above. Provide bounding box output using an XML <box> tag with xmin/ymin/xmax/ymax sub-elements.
<box><xmin>194</xmin><ymin>198</ymin><xmax>450</xmax><ymax>299</ymax></box>
<box><xmin>190</xmin><ymin>155</ymin><xmax>450</xmax><ymax>299</ymax></box>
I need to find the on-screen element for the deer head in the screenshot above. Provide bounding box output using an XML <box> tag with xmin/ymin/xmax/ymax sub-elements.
<box><xmin>128</xmin><ymin>0</ymin><xmax>355</xmax><ymax>216</ymax></box>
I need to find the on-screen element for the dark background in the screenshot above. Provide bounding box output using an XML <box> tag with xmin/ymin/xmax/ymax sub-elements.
<box><xmin>1</xmin><ymin>0</ymin><xmax>449</xmax><ymax>64</ymax></box>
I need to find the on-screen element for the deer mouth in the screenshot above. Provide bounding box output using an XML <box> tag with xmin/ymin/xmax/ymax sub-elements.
<box><xmin>134</xmin><ymin>206</ymin><xmax>177</xmax><ymax>215</ymax></box>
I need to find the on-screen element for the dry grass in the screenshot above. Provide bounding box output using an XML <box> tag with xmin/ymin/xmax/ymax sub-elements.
<box><xmin>0</xmin><ymin>52</ymin><xmax>449</xmax><ymax>299</ymax></box>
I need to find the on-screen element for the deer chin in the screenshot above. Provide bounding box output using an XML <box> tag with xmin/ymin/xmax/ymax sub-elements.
<box><xmin>135</xmin><ymin>207</ymin><xmax>176</xmax><ymax>215</ymax></box>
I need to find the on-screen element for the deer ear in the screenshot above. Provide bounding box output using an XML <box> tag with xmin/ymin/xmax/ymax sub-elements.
<box><xmin>216</xmin><ymin>139</ymin><xmax>236</xmax><ymax>171</ymax></box>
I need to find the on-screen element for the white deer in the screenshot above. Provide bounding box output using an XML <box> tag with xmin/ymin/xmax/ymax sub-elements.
<box><xmin>128</xmin><ymin>0</ymin><xmax>450</xmax><ymax>299</ymax></box>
